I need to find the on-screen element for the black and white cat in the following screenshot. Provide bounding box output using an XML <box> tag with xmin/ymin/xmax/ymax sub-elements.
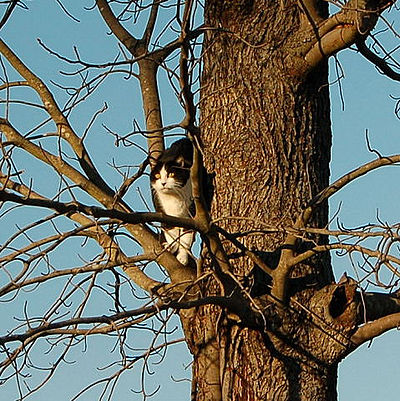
<box><xmin>150</xmin><ymin>138</ymin><xmax>196</xmax><ymax>265</ymax></box>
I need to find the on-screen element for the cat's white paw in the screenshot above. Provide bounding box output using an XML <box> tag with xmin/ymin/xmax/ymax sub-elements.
<box><xmin>176</xmin><ymin>250</ymin><xmax>189</xmax><ymax>265</ymax></box>
<box><xmin>163</xmin><ymin>242</ymin><xmax>179</xmax><ymax>255</ymax></box>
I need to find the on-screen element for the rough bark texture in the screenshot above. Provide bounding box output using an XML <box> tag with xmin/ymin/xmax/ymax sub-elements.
<box><xmin>181</xmin><ymin>2</ymin><xmax>357</xmax><ymax>400</ymax></box>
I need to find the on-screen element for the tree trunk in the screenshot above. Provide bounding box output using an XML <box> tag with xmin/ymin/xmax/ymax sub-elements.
<box><xmin>180</xmin><ymin>2</ymin><xmax>359</xmax><ymax>400</ymax></box>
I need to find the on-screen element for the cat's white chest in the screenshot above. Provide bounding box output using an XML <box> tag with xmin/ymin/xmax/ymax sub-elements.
<box><xmin>153</xmin><ymin>171</ymin><xmax>193</xmax><ymax>217</ymax></box>
<box><xmin>157</xmin><ymin>190</ymin><xmax>190</xmax><ymax>217</ymax></box>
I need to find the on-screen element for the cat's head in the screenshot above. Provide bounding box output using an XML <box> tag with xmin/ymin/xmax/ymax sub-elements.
<box><xmin>150</xmin><ymin>139</ymin><xmax>193</xmax><ymax>193</ymax></box>
<box><xmin>150</xmin><ymin>157</ymin><xmax>192</xmax><ymax>193</ymax></box>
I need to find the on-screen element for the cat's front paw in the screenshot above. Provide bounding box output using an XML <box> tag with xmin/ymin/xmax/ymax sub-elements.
<box><xmin>176</xmin><ymin>250</ymin><xmax>189</xmax><ymax>265</ymax></box>
<box><xmin>162</xmin><ymin>240</ymin><xmax>179</xmax><ymax>254</ymax></box>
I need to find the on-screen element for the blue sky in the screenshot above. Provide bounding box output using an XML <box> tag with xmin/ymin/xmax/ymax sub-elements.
<box><xmin>1</xmin><ymin>1</ymin><xmax>400</xmax><ymax>400</ymax></box>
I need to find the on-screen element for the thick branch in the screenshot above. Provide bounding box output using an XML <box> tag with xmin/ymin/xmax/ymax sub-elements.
<box><xmin>352</xmin><ymin>313</ymin><xmax>400</xmax><ymax>345</ymax></box>
<box><xmin>138</xmin><ymin>59</ymin><xmax>165</xmax><ymax>166</ymax></box>
<box><xmin>352</xmin><ymin>300</ymin><xmax>400</xmax><ymax>346</ymax></box>
<box><xmin>301</xmin><ymin>0</ymin><xmax>394</xmax><ymax>70</ymax></box>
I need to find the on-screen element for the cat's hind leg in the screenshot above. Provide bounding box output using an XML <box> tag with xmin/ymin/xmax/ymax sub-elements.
<box><xmin>175</xmin><ymin>230</ymin><xmax>194</xmax><ymax>265</ymax></box>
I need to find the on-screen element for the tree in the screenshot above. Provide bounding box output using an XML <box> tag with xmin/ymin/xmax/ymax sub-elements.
<box><xmin>1</xmin><ymin>0</ymin><xmax>400</xmax><ymax>400</ymax></box>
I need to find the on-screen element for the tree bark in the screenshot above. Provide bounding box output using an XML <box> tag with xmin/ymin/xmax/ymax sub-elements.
<box><xmin>181</xmin><ymin>2</ymin><xmax>351</xmax><ymax>400</ymax></box>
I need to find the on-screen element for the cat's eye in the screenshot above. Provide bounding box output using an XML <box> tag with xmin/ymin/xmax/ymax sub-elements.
<box><xmin>169</xmin><ymin>172</ymin><xmax>175</xmax><ymax>177</ymax></box>
<box><xmin>155</xmin><ymin>173</ymin><xmax>161</xmax><ymax>179</ymax></box>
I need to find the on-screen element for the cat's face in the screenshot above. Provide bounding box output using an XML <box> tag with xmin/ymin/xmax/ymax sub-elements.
<box><xmin>150</xmin><ymin>159</ymin><xmax>190</xmax><ymax>194</ymax></box>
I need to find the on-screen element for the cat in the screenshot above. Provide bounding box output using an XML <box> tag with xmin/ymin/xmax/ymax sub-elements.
<box><xmin>150</xmin><ymin>138</ymin><xmax>196</xmax><ymax>265</ymax></box>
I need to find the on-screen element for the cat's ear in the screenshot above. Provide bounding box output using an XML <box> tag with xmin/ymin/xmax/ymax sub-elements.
<box><xmin>176</xmin><ymin>156</ymin><xmax>186</xmax><ymax>167</ymax></box>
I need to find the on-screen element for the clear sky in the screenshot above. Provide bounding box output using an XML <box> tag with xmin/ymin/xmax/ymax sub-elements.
<box><xmin>1</xmin><ymin>1</ymin><xmax>400</xmax><ymax>400</ymax></box>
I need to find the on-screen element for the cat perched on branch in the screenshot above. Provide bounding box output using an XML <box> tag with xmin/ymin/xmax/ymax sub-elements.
<box><xmin>150</xmin><ymin>138</ymin><xmax>199</xmax><ymax>265</ymax></box>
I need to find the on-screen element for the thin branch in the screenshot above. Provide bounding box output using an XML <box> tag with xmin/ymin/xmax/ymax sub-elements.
<box><xmin>356</xmin><ymin>39</ymin><xmax>400</xmax><ymax>81</ymax></box>
<box><xmin>215</xmin><ymin>225</ymin><xmax>273</xmax><ymax>275</ymax></box>
<box><xmin>0</xmin><ymin>254</ymin><xmax>151</xmax><ymax>297</ymax></box>
<box><xmin>0</xmin><ymin>80</ymin><xmax>28</xmax><ymax>91</ymax></box>
<box><xmin>96</xmin><ymin>0</ymin><xmax>140</xmax><ymax>54</ymax></box>
<box><xmin>0</xmin><ymin>0</ymin><xmax>20</xmax><ymax>30</ymax></box>
<box><xmin>0</xmin><ymin>306</ymin><xmax>157</xmax><ymax>346</ymax></box>
<box><xmin>272</xmin><ymin>153</ymin><xmax>400</xmax><ymax>302</ymax></box>
<box><xmin>0</xmin><ymin>174</ymin><xmax>161</xmax><ymax>293</ymax></box>
<box><xmin>141</xmin><ymin>0</ymin><xmax>161</xmax><ymax>48</ymax></box>
<box><xmin>290</xmin><ymin>242</ymin><xmax>400</xmax><ymax>273</ymax></box>
<box><xmin>0</xmin><ymin>188</ymin><xmax>200</xmax><ymax>232</ymax></box>
<box><xmin>114</xmin><ymin>157</ymin><xmax>149</xmax><ymax>202</ymax></box>
<box><xmin>307</xmin><ymin>154</ymin><xmax>400</xmax><ymax>211</ymax></box>
<box><xmin>0</xmin><ymin>294</ymin><xmax>236</xmax><ymax>348</ymax></box>
<box><xmin>0</xmin><ymin>38</ymin><xmax>115</xmax><ymax>196</ymax></box>
<box><xmin>0</xmin><ymin>118</ymin><xmax>115</xmax><ymax>206</ymax></box>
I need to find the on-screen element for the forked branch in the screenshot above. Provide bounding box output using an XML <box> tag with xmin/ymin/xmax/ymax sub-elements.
<box><xmin>96</xmin><ymin>0</ymin><xmax>165</xmax><ymax>166</ymax></box>
<box><xmin>299</xmin><ymin>0</ymin><xmax>395</xmax><ymax>72</ymax></box>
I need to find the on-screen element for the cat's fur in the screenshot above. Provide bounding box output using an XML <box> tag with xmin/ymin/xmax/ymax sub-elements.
<box><xmin>150</xmin><ymin>138</ymin><xmax>196</xmax><ymax>265</ymax></box>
